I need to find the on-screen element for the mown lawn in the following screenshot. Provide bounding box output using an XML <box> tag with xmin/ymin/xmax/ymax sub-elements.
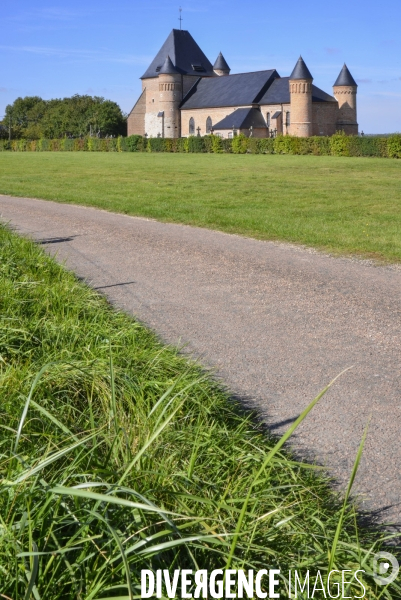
<box><xmin>1</xmin><ymin>151</ymin><xmax>400</xmax><ymax>262</ymax></box>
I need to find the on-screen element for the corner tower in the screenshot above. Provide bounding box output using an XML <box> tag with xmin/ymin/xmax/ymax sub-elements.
<box><xmin>333</xmin><ymin>64</ymin><xmax>358</xmax><ymax>135</ymax></box>
<box><xmin>289</xmin><ymin>56</ymin><xmax>313</xmax><ymax>137</ymax></box>
<box><xmin>213</xmin><ymin>52</ymin><xmax>230</xmax><ymax>76</ymax></box>
<box><xmin>158</xmin><ymin>56</ymin><xmax>181</xmax><ymax>138</ymax></box>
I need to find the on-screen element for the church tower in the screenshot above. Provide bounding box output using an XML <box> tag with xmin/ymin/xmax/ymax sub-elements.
<box><xmin>158</xmin><ymin>56</ymin><xmax>182</xmax><ymax>138</ymax></box>
<box><xmin>128</xmin><ymin>29</ymin><xmax>216</xmax><ymax>138</ymax></box>
<box><xmin>213</xmin><ymin>52</ymin><xmax>230</xmax><ymax>76</ymax></box>
<box><xmin>333</xmin><ymin>64</ymin><xmax>358</xmax><ymax>135</ymax></box>
<box><xmin>289</xmin><ymin>57</ymin><xmax>313</xmax><ymax>137</ymax></box>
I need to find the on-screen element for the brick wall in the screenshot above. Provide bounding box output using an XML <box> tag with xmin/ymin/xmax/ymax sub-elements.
<box><xmin>312</xmin><ymin>102</ymin><xmax>338</xmax><ymax>136</ymax></box>
<box><xmin>245</xmin><ymin>127</ymin><xmax>269</xmax><ymax>138</ymax></box>
<box><xmin>214</xmin><ymin>69</ymin><xmax>229</xmax><ymax>77</ymax></box>
<box><xmin>137</xmin><ymin>76</ymin><xmax>182</xmax><ymax>138</ymax></box>
<box><xmin>259</xmin><ymin>104</ymin><xmax>291</xmax><ymax>135</ymax></box>
<box><xmin>159</xmin><ymin>73</ymin><xmax>182</xmax><ymax>138</ymax></box>
<box><xmin>261</xmin><ymin>105</ymin><xmax>279</xmax><ymax>131</ymax></box>
<box><xmin>142</xmin><ymin>78</ymin><xmax>162</xmax><ymax>138</ymax></box>
<box><xmin>127</xmin><ymin>89</ymin><xmax>146</xmax><ymax>136</ymax></box>
<box><xmin>181</xmin><ymin>106</ymin><xmax>253</xmax><ymax>137</ymax></box>
<box><xmin>289</xmin><ymin>80</ymin><xmax>313</xmax><ymax>137</ymax></box>
<box><xmin>143</xmin><ymin>78</ymin><xmax>161</xmax><ymax>115</ymax></box>
<box><xmin>211</xmin><ymin>127</ymin><xmax>269</xmax><ymax>138</ymax></box>
<box><xmin>333</xmin><ymin>86</ymin><xmax>358</xmax><ymax>135</ymax></box>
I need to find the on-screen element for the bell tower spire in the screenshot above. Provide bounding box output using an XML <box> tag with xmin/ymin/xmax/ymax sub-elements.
<box><xmin>289</xmin><ymin>56</ymin><xmax>313</xmax><ymax>137</ymax></box>
<box><xmin>213</xmin><ymin>52</ymin><xmax>230</xmax><ymax>76</ymax></box>
<box><xmin>333</xmin><ymin>64</ymin><xmax>358</xmax><ymax>135</ymax></box>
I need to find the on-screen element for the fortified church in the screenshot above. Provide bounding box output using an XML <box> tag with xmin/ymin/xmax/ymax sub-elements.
<box><xmin>128</xmin><ymin>29</ymin><xmax>358</xmax><ymax>139</ymax></box>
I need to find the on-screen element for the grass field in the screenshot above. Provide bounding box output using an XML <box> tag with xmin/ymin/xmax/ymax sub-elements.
<box><xmin>1</xmin><ymin>152</ymin><xmax>400</xmax><ymax>263</ymax></box>
<box><xmin>1</xmin><ymin>224</ymin><xmax>399</xmax><ymax>599</ymax></box>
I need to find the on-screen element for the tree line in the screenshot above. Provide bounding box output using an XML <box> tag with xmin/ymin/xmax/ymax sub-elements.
<box><xmin>0</xmin><ymin>95</ymin><xmax>127</xmax><ymax>139</ymax></box>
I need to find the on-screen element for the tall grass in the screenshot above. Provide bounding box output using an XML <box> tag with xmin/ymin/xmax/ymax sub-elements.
<box><xmin>0</xmin><ymin>224</ymin><xmax>399</xmax><ymax>599</ymax></box>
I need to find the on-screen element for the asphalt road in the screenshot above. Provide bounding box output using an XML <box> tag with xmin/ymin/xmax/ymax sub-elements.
<box><xmin>1</xmin><ymin>195</ymin><xmax>401</xmax><ymax>527</ymax></box>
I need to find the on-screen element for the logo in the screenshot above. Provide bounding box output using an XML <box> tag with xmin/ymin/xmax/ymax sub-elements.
<box><xmin>373</xmin><ymin>551</ymin><xmax>399</xmax><ymax>585</ymax></box>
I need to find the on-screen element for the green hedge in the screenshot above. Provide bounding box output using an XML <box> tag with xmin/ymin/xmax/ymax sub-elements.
<box><xmin>1</xmin><ymin>132</ymin><xmax>400</xmax><ymax>158</ymax></box>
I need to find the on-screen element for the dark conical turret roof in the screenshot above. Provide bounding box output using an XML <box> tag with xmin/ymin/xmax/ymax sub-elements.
<box><xmin>213</xmin><ymin>52</ymin><xmax>230</xmax><ymax>71</ymax></box>
<box><xmin>159</xmin><ymin>55</ymin><xmax>178</xmax><ymax>74</ymax></box>
<box><xmin>289</xmin><ymin>56</ymin><xmax>313</xmax><ymax>80</ymax></box>
<box><xmin>334</xmin><ymin>64</ymin><xmax>357</xmax><ymax>87</ymax></box>
<box><xmin>141</xmin><ymin>29</ymin><xmax>215</xmax><ymax>78</ymax></box>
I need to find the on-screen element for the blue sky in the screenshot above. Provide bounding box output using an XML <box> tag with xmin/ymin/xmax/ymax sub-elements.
<box><xmin>1</xmin><ymin>0</ymin><xmax>401</xmax><ymax>133</ymax></box>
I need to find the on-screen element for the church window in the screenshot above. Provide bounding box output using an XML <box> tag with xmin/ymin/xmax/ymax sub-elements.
<box><xmin>286</xmin><ymin>111</ymin><xmax>290</xmax><ymax>127</ymax></box>
<box><xmin>266</xmin><ymin>112</ymin><xmax>270</xmax><ymax>127</ymax></box>
<box><xmin>189</xmin><ymin>117</ymin><xmax>195</xmax><ymax>135</ymax></box>
<box><xmin>206</xmin><ymin>116</ymin><xmax>212</xmax><ymax>133</ymax></box>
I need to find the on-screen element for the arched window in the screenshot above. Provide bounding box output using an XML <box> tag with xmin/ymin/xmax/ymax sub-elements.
<box><xmin>266</xmin><ymin>112</ymin><xmax>270</xmax><ymax>127</ymax></box>
<box><xmin>189</xmin><ymin>117</ymin><xmax>195</xmax><ymax>135</ymax></box>
<box><xmin>206</xmin><ymin>116</ymin><xmax>212</xmax><ymax>134</ymax></box>
<box><xmin>286</xmin><ymin>111</ymin><xmax>291</xmax><ymax>127</ymax></box>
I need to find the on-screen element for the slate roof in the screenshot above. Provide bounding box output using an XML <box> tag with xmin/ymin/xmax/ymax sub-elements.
<box><xmin>259</xmin><ymin>78</ymin><xmax>290</xmax><ymax>104</ymax></box>
<box><xmin>212</xmin><ymin>108</ymin><xmax>268</xmax><ymax>130</ymax></box>
<box><xmin>140</xmin><ymin>29</ymin><xmax>340</xmax><ymax>109</ymax></box>
<box><xmin>159</xmin><ymin>55</ymin><xmax>178</xmax><ymax>75</ymax></box>
<box><xmin>334</xmin><ymin>64</ymin><xmax>357</xmax><ymax>87</ymax></box>
<box><xmin>289</xmin><ymin>56</ymin><xmax>313</xmax><ymax>80</ymax></box>
<box><xmin>141</xmin><ymin>29</ymin><xmax>215</xmax><ymax>78</ymax></box>
<box><xmin>311</xmin><ymin>85</ymin><xmax>336</xmax><ymax>103</ymax></box>
<box><xmin>258</xmin><ymin>77</ymin><xmax>336</xmax><ymax>104</ymax></box>
<box><xmin>180</xmin><ymin>70</ymin><xmax>279</xmax><ymax>109</ymax></box>
<box><xmin>213</xmin><ymin>52</ymin><xmax>230</xmax><ymax>71</ymax></box>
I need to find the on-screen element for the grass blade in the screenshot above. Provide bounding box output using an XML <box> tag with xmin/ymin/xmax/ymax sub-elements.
<box><xmin>50</xmin><ymin>486</ymin><xmax>181</xmax><ymax>516</ymax></box>
<box><xmin>328</xmin><ymin>420</ymin><xmax>369</xmax><ymax>572</ymax></box>
<box><xmin>11</xmin><ymin>431</ymin><xmax>98</xmax><ymax>485</ymax></box>
<box><xmin>14</xmin><ymin>363</ymin><xmax>56</xmax><ymax>453</ymax></box>
<box><xmin>23</xmin><ymin>542</ymin><xmax>39</xmax><ymax>600</ymax></box>
<box><xmin>118</xmin><ymin>397</ymin><xmax>186</xmax><ymax>486</ymax></box>
<box><xmin>225</xmin><ymin>368</ymin><xmax>351</xmax><ymax>571</ymax></box>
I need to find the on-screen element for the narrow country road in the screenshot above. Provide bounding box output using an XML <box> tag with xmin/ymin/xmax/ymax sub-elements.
<box><xmin>1</xmin><ymin>195</ymin><xmax>401</xmax><ymax>527</ymax></box>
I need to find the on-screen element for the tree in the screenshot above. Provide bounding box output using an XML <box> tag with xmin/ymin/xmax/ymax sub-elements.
<box><xmin>0</xmin><ymin>122</ymin><xmax>9</xmax><ymax>140</ymax></box>
<box><xmin>4</xmin><ymin>96</ymin><xmax>43</xmax><ymax>139</ymax></box>
<box><xmin>3</xmin><ymin>95</ymin><xmax>127</xmax><ymax>139</ymax></box>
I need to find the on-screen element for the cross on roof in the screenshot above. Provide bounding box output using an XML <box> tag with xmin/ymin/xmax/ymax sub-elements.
<box><xmin>178</xmin><ymin>7</ymin><xmax>183</xmax><ymax>30</ymax></box>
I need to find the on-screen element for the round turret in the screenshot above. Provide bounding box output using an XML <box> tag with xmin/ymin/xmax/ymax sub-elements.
<box><xmin>213</xmin><ymin>52</ymin><xmax>230</xmax><ymax>76</ymax></box>
<box><xmin>289</xmin><ymin>56</ymin><xmax>313</xmax><ymax>137</ymax></box>
<box><xmin>158</xmin><ymin>56</ymin><xmax>182</xmax><ymax>138</ymax></box>
<box><xmin>333</xmin><ymin>64</ymin><xmax>358</xmax><ymax>135</ymax></box>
